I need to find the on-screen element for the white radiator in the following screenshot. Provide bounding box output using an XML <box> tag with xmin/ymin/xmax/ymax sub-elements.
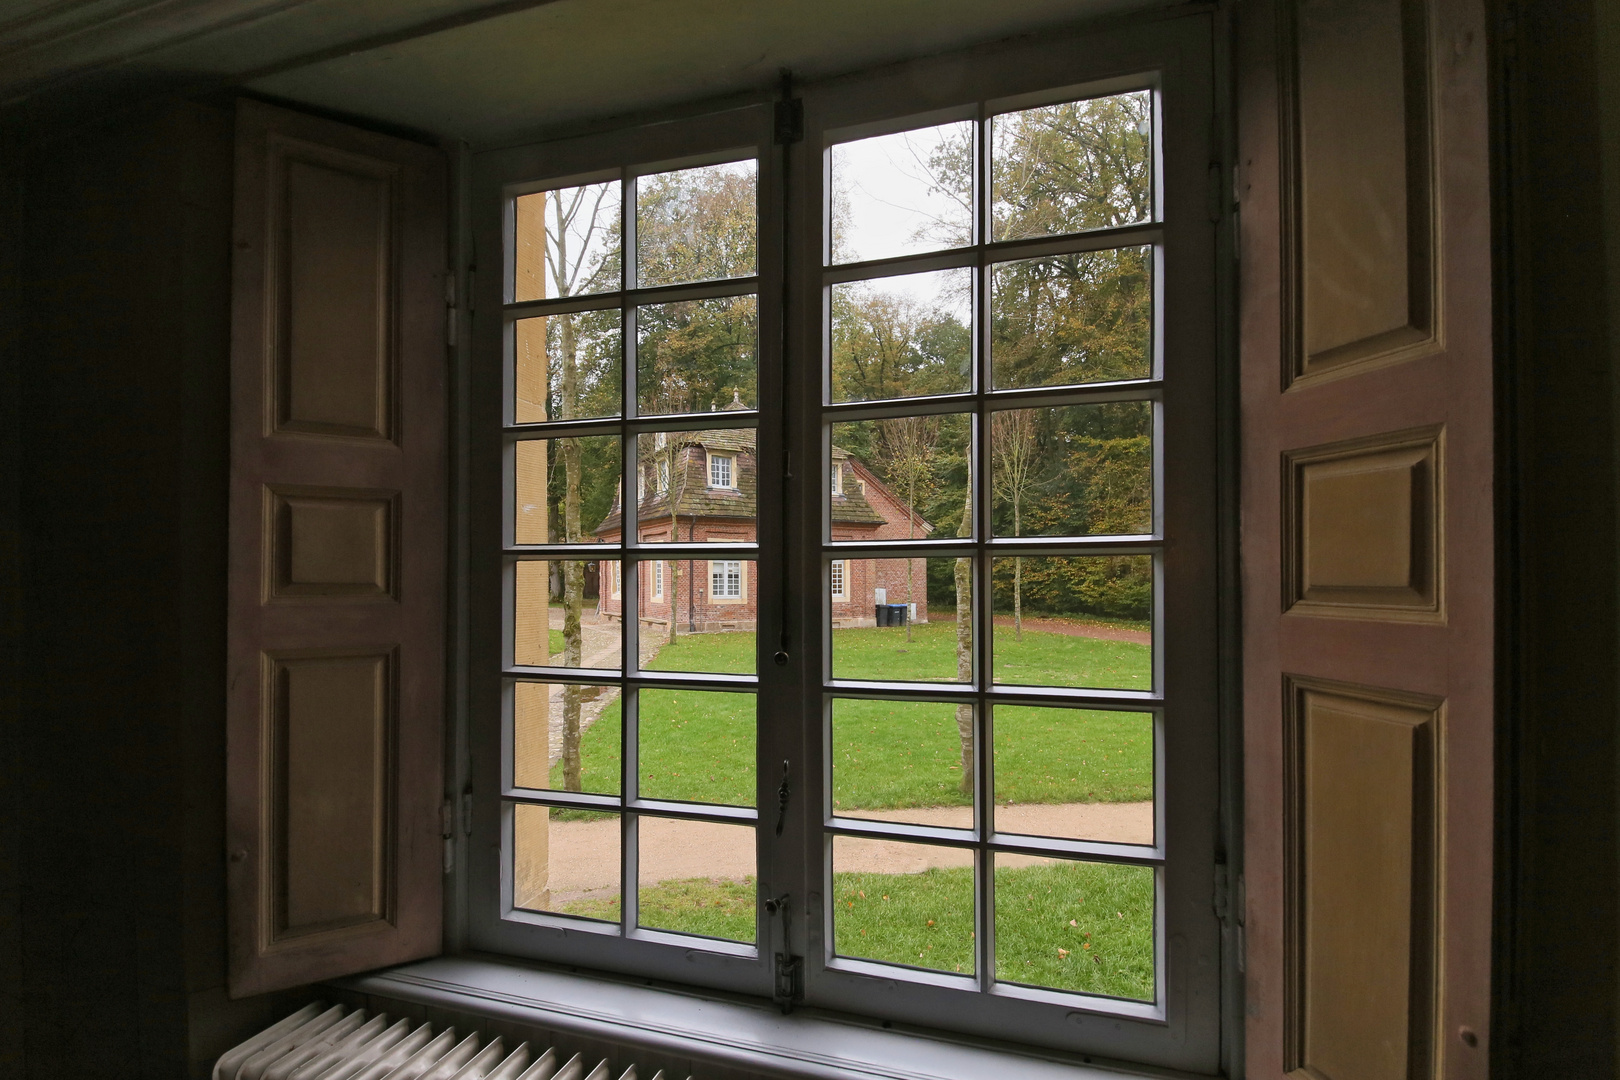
<box><xmin>214</xmin><ymin>1002</ymin><xmax>688</xmax><ymax>1080</ymax></box>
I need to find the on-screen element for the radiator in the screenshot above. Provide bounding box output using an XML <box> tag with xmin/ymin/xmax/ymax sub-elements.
<box><xmin>214</xmin><ymin>1002</ymin><xmax>688</xmax><ymax>1080</ymax></box>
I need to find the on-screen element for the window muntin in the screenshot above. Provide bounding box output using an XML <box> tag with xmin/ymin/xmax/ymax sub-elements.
<box><xmin>709</xmin><ymin>452</ymin><xmax>735</xmax><ymax>488</ymax></box>
<box><xmin>830</xmin><ymin>559</ymin><xmax>847</xmax><ymax>599</ymax></box>
<box><xmin>817</xmin><ymin>84</ymin><xmax>1165</xmax><ymax>1011</ymax></box>
<box><xmin>711</xmin><ymin>559</ymin><xmax>744</xmax><ymax>599</ymax></box>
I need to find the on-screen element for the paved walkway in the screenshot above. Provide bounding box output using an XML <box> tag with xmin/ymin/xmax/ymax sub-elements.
<box><xmin>541</xmin><ymin>801</ymin><xmax>1154</xmax><ymax>903</ymax></box>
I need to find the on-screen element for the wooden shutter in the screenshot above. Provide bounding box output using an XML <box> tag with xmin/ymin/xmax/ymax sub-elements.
<box><xmin>226</xmin><ymin>100</ymin><xmax>448</xmax><ymax>997</ymax></box>
<box><xmin>1238</xmin><ymin>0</ymin><xmax>1493</xmax><ymax>1076</ymax></box>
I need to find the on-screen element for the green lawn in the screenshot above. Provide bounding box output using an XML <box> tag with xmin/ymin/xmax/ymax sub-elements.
<box><xmin>643</xmin><ymin>629</ymin><xmax>756</xmax><ymax>675</ymax></box>
<box><xmin>831</xmin><ymin>620</ymin><xmax>1150</xmax><ymax>692</ymax></box>
<box><xmin>564</xmin><ymin>859</ymin><xmax>1152</xmax><ymax>1000</ymax></box>
<box><xmin>552</xmin><ymin>625</ymin><xmax>1152</xmax><ymax>810</ymax></box>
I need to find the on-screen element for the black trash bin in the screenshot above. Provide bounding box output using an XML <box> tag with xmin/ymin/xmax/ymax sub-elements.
<box><xmin>874</xmin><ymin>604</ymin><xmax>888</xmax><ymax>626</ymax></box>
<box><xmin>884</xmin><ymin>603</ymin><xmax>908</xmax><ymax>626</ymax></box>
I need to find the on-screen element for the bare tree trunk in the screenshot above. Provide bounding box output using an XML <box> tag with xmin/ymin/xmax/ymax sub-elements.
<box><xmin>954</xmin><ymin>482</ymin><xmax>973</xmax><ymax>795</ymax></box>
<box><xmin>905</xmin><ymin>475</ymin><xmax>916</xmax><ymax>643</ymax></box>
<box><xmin>560</xmin><ymin>315</ymin><xmax>584</xmax><ymax>792</ymax></box>
<box><xmin>1013</xmin><ymin>493</ymin><xmax>1022</xmax><ymax>643</ymax></box>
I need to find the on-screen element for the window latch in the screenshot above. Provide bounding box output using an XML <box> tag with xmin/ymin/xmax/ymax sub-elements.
<box><xmin>765</xmin><ymin>894</ymin><xmax>803</xmax><ymax>1012</ymax></box>
<box><xmin>775</xmin><ymin>759</ymin><xmax>791</xmax><ymax>836</ymax></box>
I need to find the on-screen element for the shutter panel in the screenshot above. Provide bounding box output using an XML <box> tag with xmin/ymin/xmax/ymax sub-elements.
<box><xmin>226</xmin><ymin>100</ymin><xmax>448</xmax><ymax>997</ymax></box>
<box><xmin>1238</xmin><ymin>0</ymin><xmax>1493</xmax><ymax>1076</ymax></box>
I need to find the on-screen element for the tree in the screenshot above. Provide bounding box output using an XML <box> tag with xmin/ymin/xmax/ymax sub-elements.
<box><xmin>536</xmin><ymin>182</ymin><xmax>617</xmax><ymax>792</ymax></box>
<box><xmin>989</xmin><ymin>409</ymin><xmax>1041</xmax><ymax>640</ymax></box>
<box><xmin>875</xmin><ymin>415</ymin><xmax>941</xmax><ymax>643</ymax></box>
<box><xmin>953</xmin><ymin>479</ymin><xmax>973</xmax><ymax>795</ymax></box>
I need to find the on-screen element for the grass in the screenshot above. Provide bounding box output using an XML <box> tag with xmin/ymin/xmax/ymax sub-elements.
<box><xmin>564</xmin><ymin>859</ymin><xmax>1152</xmax><ymax>999</ymax></box>
<box><xmin>643</xmin><ymin>629</ymin><xmax>756</xmax><ymax>675</ymax></box>
<box><xmin>831</xmin><ymin>619</ymin><xmax>1150</xmax><ymax>692</ymax></box>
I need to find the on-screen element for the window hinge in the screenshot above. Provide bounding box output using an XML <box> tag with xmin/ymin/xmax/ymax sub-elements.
<box><xmin>774</xmin><ymin>97</ymin><xmax>804</xmax><ymax>146</ymax></box>
<box><xmin>765</xmin><ymin>894</ymin><xmax>803</xmax><ymax>1013</ymax></box>
<box><xmin>1213</xmin><ymin>862</ymin><xmax>1230</xmax><ymax>922</ymax></box>
<box><xmin>461</xmin><ymin>789</ymin><xmax>475</xmax><ymax>836</ymax></box>
<box><xmin>441</xmin><ymin>797</ymin><xmax>455</xmax><ymax>874</ymax></box>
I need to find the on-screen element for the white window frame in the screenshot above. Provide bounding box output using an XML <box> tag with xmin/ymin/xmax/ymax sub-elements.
<box><xmin>829</xmin><ymin>558</ymin><xmax>846</xmax><ymax>600</ymax></box>
<box><xmin>710</xmin><ymin>559</ymin><xmax>745</xmax><ymax>603</ymax></box>
<box><xmin>830</xmin><ymin>462</ymin><xmax>842</xmax><ymax>495</ymax></box>
<box><xmin>467</xmin><ymin>17</ymin><xmax>1225</xmax><ymax>1071</ymax></box>
<box><xmin>708</xmin><ymin>451</ymin><xmax>735</xmax><ymax>489</ymax></box>
<box><xmin>652</xmin><ymin>558</ymin><xmax>664</xmax><ymax>601</ymax></box>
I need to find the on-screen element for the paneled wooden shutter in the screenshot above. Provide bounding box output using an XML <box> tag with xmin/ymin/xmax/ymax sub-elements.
<box><xmin>226</xmin><ymin>100</ymin><xmax>448</xmax><ymax>997</ymax></box>
<box><xmin>1238</xmin><ymin>0</ymin><xmax>1493</xmax><ymax>1076</ymax></box>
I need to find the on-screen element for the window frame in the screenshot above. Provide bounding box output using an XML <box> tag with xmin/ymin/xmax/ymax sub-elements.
<box><xmin>463</xmin><ymin>15</ymin><xmax>1226</xmax><ymax>1070</ymax></box>
<box><xmin>707</xmin><ymin>450</ymin><xmax>736</xmax><ymax>489</ymax></box>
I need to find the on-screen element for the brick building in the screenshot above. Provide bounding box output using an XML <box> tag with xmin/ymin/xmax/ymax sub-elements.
<box><xmin>595</xmin><ymin>418</ymin><xmax>932</xmax><ymax>632</ymax></box>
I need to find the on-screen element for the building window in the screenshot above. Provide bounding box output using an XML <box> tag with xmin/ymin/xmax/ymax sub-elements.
<box><xmin>482</xmin><ymin>29</ymin><xmax>1217</xmax><ymax>1064</ymax></box>
<box><xmin>711</xmin><ymin>560</ymin><xmax>743</xmax><ymax>600</ymax></box>
<box><xmin>709</xmin><ymin>452</ymin><xmax>734</xmax><ymax>488</ymax></box>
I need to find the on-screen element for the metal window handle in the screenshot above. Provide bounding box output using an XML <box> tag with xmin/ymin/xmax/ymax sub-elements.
<box><xmin>775</xmin><ymin>759</ymin><xmax>791</xmax><ymax>836</ymax></box>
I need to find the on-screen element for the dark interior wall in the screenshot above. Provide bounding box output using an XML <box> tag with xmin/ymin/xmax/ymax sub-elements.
<box><xmin>12</xmin><ymin>101</ymin><xmax>307</xmax><ymax>1080</ymax></box>
<box><xmin>1492</xmin><ymin>0</ymin><xmax>1620</xmax><ymax>1073</ymax></box>
<box><xmin>1</xmin><ymin>144</ymin><xmax>25</xmax><ymax>1079</ymax></box>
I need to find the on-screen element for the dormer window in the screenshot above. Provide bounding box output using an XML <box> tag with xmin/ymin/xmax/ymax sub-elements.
<box><xmin>658</xmin><ymin>460</ymin><xmax>669</xmax><ymax>493</ymax></box>
<box><xmin>830</xmin><ymin>462</ymin><xmax>842</xmax><ymax>495</ymax></box>
<box><xmin>708</xmin><ymin>452</ymin><xmax>735</xmax><ymax>488</ymax></box>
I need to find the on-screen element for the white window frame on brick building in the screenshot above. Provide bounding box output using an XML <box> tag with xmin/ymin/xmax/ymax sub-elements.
<box><xmin>708</xmin><ymin>451</ymin><xmax>735</xmax><ymax>489</ymax></box>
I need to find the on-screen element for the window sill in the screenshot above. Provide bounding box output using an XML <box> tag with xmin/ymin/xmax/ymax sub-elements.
<box><xmin>333</xmin><ymin>955</ymin><xmax>1170</xmax><ymax>1080</ymax></box>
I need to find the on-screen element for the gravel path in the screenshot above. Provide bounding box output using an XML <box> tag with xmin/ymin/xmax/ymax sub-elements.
<box><xmin>542</xmin><ymin>801</ymin><xmax>1153</xmax><ymax>901</ymax></box>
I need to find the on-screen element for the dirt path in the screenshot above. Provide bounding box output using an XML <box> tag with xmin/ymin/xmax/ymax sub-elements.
<box><xmin>542</xmin><ymin>801</ymin><xmax>1153</xmax><ymax>902</ymax></box>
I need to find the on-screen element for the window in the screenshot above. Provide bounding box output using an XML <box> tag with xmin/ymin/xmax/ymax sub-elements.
<box><xmin>476</xmin><ymin>26</ymin><xmax>1218</xmax><ymax>1067</ymax></box>
<box><xmin>709</xmin><ymin>452</ymin><xmax>734</xmax><ymax>488</ymax></box>
<box><xmin>711</xmin><ymin>560</ymin><xmax>744</xmax><ymax>600</ymax></box>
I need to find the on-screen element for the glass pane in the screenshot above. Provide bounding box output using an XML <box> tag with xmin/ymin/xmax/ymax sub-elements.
<box><xmin>513</xmin><ymin>803</ymin><xmax>621</xmax><ymax>921</ymax></box>
<box><xmin>832</xmin><ymin>558</ymin><xmax>971</xmax><ymax>684</ymax></box>
<box><xmin>990</xmin><ymin>91</ymin><xmax>1153</xmax><ymax>242</ymax></box>
<box><xmin>829</xmin><ymin>270</ymin><xmax>971</xmax><ymax>402</ymax></box>
<box><xmin>830</xmin><ymin>121</ymin><xmax>974</xmax><ymax>264</ymax></box>
<box><xmin>636</xmin><ymin>559</ymin><xmax>756</xmax><ymax>675</ymax></box>
<box><xmin>637</xmin><ymin>817</ymin><xmax>756</xmax><ymax>942</ymax></box>
<box><xmin>831</xmin><ymin>699</ymin><xmax>973</xmax><ymax>826</ymax></box>
<box><xmin>636</xmin><ymin>160</ymin><xmax>757</xmax><ymax>288</ymax></box>
<box><xmin>511</xmin><ymin>681</ymin><xmax>620</xmax><ymax>796</ymax></box>
<box><xmin>990</xmin><ymin>249</ymin><xmax>1152</xmax><ymax>389</ymax></box>
<box><xmin>637</xmin><ymin>689</ymin><xmax>755</xmax><ymax>807</ymax></box>
<box><xmin>993</xmin><ymin>854</ymin><xmax>1154</xmax><ymax>1000</ymax></box>
<box><xmin>832</xmin><ymin>835</ymin><xmax>975</xmax><ymax>975</ymax></box>
<box><xmin>829</xmin><ymin>415</ymin><xmax>971</xmax><ymax>541</ymax></box>
<box><xmin>513</xmin><ymin>181</ymin><xmax>621</xmax><ymax>302</ymax></box>
<box><xmin>512</xmin><ymin>435</ymin><xmax>621</xmax><ymax>546</ymax></box>
<box><xmin>992</xmin><ymin>707</ymin><xmax>1153</xmax><ymax>845</ymax></box>
<box><xmin>990</xmin><ymin>402</ymin><xmax>1152</xmax><ymax>538</ymax></box>
<box><xmin>635</xmin><ymin>428</ymin><xmax>757</xmax><ymax>542</ymax></box>
<box><xmin>512</xmin><ymin>560</ymin><xmax>622</xmax><ymax>670</ymax></box>
<box><xmin>514</xmin><ymin>309</ymin><xmax>622</xmax><ymax>424</ymax></box>
<box><xmin>991</xmin><ymin>556</ymin><xmax>1152</xmax><ymax>691</ymax></box>
<box><xmin>636</xmin><ymin>296</ymin><xmax>758</xmax><ymax>415</ymax></box>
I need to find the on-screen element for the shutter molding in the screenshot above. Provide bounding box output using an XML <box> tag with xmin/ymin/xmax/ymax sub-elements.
<box><xmin>227</xmin><ymin>99</ymin><xmax>448</xmax><ymax>998</ymax></box>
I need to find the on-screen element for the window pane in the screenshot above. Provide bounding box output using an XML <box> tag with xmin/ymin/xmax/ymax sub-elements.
<box><xmin>634</xmin><ymin>427</ymin><xmax>757</xmax><ymax>542</ymax></box>
<box><xmin>992</xmin><ymin>706</ymin><xmax>1153</xmax><ymax>845</ymax></box>
<box><xmin>636</xmin><ymin>160</ymin><xmax>757</xmax><ymax>288</ymax></box>
<box><xmin>990</xmin><ymin>248</ymin><xmax>1152</xmax><ymax>390</ymax></box>
<box><xmin>832</xmin><ymin>835</ymin><xmax>975</xmax><ymax>975</ymax></box>
<box><xmin>637</xmin><ymin>689</ymin><xmax>755</xmax><ymax>807</ymax></box>
<box><xmin>512</xmin><ymin>560</ymin><xmax>622</xmax><ymax>670</ymax></box>
<box><xmin>513</xmin><ymin>181</ymin><xmax>622</xmax><ymax>302</ymax></box>
<box><xmin>830</xmin><ymin>415</ymin><xmax>971</xmax><ymax>542</ymax></box>
<box><xmin>990</xmin><ymin>402</ymin><xmax>1152</xmax><ymax>538</ymax></box>
<box><xmin>993</xmin><ymin>854</ymin><xmax>1154</xmax><ymax>1000</ymax></box>
<box><xmin>514</xmin><ymin>803</ymin><xmax>621</xmax><ymax>922</ymax></box>
<box><xmin>512</xmin><ymin>435</ymin><xmax>621</xmax><ymax>546</ymax></box>
<box><xmin>832</xmin><ymin>557</ymin><xmax>971</xmax><ymax>684</ymax></box>
<box><xmin>514</xmin><ymin>309</ymin><xmax>622</xmax><ymax>424</ymax></box>
<box><xmin>830</xmin><ymin>122</ymin><xmax>974</xmax><ymax>264</ymax></box>
<box><xmin>990</xmin><ymin>91</ymin><xmax>1153</xmax><ymax>242</ymax></box>
<box><xmin>636</xmin><ymin>296</ymin><xmax>758</xmax><ymax>415</ymax></box>
<box><xmin>511</xmin><ymin>681</ymin><xmax>620</xmax><ymax>796</ymax></box>
<box><xmin>830</xmin><ymin>270</ymin><xmax>971</xmax><ymax>402</ymax></box>
<box><xmin>636</xmin><ymin>559</ymin><xmax>756</xmax><ymax>674</ymax></box>
<box><xmin>637</xmin><ymin>817</ymin><xmax>756</xmax><ymax>943</ymax></box>
<box><xmin>831</xmin><ymin>699</ymin><xmax>973</xmax><ymax>827</ymax></box>
<box><xmin>991</xmin><ymin>556</ymin><xmax>1152</xmax><ymax>691</ymax></box>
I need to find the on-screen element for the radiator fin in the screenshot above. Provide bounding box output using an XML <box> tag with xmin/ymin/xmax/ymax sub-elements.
<box><xmin>216</xmin><ymin>1005</ymin><xmax>692</xmax><ymax>1080</ymax></box>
